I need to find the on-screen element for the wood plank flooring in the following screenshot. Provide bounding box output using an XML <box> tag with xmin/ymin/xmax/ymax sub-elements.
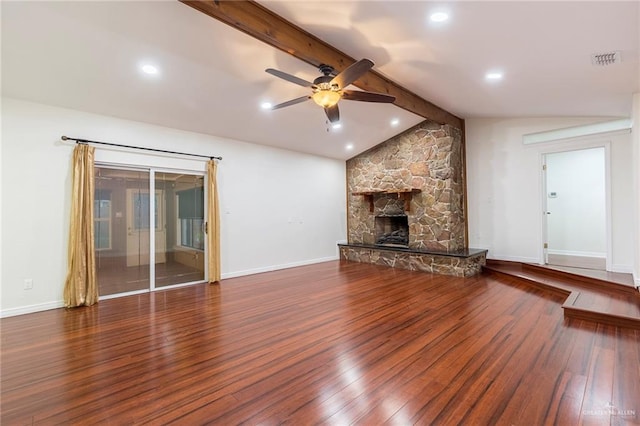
<box><xmin>484</xmin><ymin>260</ymin><xmax>640</xmax><ymax>330</ymax></box>
<box><xmin>1</xmin><ymin>261</ymin><xmax>639</xmax><ymax>425</ymax></box>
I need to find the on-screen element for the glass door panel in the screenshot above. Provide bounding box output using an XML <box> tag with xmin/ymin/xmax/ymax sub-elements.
<box><xmin>154</xmin><ymin>172</ymin><xmax>205</xmax><ymax>288</ymax></box>
<box><xmin>95</xmin><ymin>167</ymin><xmax>150</xmax><ymax>296</ymax></box>
<box><xmin>94</xmin><ymin>167</ymin><xmax>205</xmax><ymax>297</ymax></box>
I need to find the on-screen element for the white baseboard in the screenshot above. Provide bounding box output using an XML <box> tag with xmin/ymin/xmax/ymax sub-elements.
<box><xmin>487</xmin><ymin>254</ymin><xmax>540</xmax><ymax>264</ymax></box>
<box><xmin>221</xmin><ymin>256</ymin><xmax>339</xmax><ymax>280</ymax></box>
<box><xmin>1</xmin><ymin>300</ymin><xmax>65</xmax><ymax>318</ymax></box>
<box><xmin>610</xmin><ymin>264</ymin><xmax>634</xmax><ymax>274</ymax></box>
<box><xmin>546</xmin><ymin>249</ymin><xmax>605</xmax><ymax>258</ymax></box>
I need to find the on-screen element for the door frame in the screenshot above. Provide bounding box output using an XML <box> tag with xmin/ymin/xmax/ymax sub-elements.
<box><xmin>539</xmin><ymin>140</ymin><xmax>612</xmax><ymax>270</ymax></box>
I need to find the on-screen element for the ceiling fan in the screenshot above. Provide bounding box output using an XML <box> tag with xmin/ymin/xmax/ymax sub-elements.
<box><xmin>265</xmin><ymin>59</ymin><xmax>396</xmax><ymax>124</ymax></box>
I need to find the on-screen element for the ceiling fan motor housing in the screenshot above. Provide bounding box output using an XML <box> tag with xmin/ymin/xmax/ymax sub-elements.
<box><xmin>313</xmin><ymin>74</ymin><xmax>336</xmax><ymax>87</ymax></box>
<box><xmin>318</xmin><ymin>64</ymin><xmax>335</xmax><ymax>76</ymax></box>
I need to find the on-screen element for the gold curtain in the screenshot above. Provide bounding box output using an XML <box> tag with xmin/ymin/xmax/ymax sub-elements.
<box><xmin>207</xmin><ymin>160</ymin><xmax>221</xmax><ymax>283</ymax></box>
<box><xmin>63</xmin><ymin>144</ymin><xmax>98</xmax><ymax>307</ymax></box>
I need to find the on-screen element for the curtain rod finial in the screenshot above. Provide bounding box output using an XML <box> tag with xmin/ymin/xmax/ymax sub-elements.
<box><xmin>61</xmin><ymin>135</ymin><xmax>69</xmax><ymax>141</ymax></box>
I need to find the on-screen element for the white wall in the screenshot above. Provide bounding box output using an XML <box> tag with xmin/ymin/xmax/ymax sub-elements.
<box><xmin>0</xmin><ymin>98</ymin><xmax>347</xmax><ymax>316</ymax></box>
<box><xmin>546</xmin><ymin>147</ymin><xmax>606</xmax><ymax>257</ymax></box>
<box><xmin>466</xmin><ymin>117</ymin><xmax>634</xmax><ymax>273</ymax></box>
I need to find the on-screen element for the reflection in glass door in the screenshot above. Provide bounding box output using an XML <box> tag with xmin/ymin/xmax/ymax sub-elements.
<box><xmin>155</xmin><ymin>172</ymin><xmax>205</xmax><ymax>288</ymax></box>
<box><xmin>95</xmin><ymin>166</ymin><xmax>205</xmax><ymax>297</ymax></box>
<box><xmin>95</xmin><ymin>167</ymin><xmax>150</xmax><ymax>296</ymax></box>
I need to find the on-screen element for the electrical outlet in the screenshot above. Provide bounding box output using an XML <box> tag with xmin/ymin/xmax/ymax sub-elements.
<box><xmin>24</xmin><ymin>279</ymin><xmax>33</xmax><ymax>290</ymax></box>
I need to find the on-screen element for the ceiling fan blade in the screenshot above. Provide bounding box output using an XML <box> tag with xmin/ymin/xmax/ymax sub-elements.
<box><xmin>330</xmin><ymin>59</ymin><xmax>374</xmax><ymax>89</ymax></box>
<box><xmin>324</xmin><ymin>104</ymin><xmax>340</xmax><ymax>123</ymax></box>
<box><xmin>342</xmin><ymin>90</ymin><xmax>396</xmax><ymax>103</ymax></box>
<box><xmin>266</xmin><ymin>68</ymin><xmax>315</xmax><ymax>88</ymax></box>
<box><xmin>270</xmin><ymin>96</ymin><xmax>311</xmax><ymax>110</ymax></box>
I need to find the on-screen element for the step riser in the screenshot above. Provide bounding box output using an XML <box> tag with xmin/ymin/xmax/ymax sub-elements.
<box><xmin>520</xmin><ymin>263</ymin><xmax>637</xmax><ymax>295</ymax></box>
<box><xmin>484</xmin><ymin>268</ymin><xmax>570</xmax><ymax>297</ymax></box>
<box><xmin>564</xmin><ymin>308</ymin><xmax>640</xmax><ymax>330</ymax></box>
<box><xmin>483</xmin><ymin>263</ymin><xmax>640</xmax><ymax>330</ymax></box>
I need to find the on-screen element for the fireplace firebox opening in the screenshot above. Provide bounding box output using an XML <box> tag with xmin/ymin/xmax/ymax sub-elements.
<box><xmin>375</xmin><ymin>215</ymin><xmax>409</xmax><ymax>247</ymax></box>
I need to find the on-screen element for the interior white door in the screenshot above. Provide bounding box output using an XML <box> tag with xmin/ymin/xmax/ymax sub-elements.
<box><xmin>126</xmin><ymin>189</ymin><xmax>166</xmax><ymax>266</ymax></box>
<box><xmin>544</xmin><ymin>147</ymin><xmax>606</xmax><ymax>270</ymax></box>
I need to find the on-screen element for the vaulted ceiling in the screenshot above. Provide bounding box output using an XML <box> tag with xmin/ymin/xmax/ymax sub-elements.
<box><xmin>2</xmin><ymin>1</ymin><xmax>638</xmax><ymax>160</ymax></box>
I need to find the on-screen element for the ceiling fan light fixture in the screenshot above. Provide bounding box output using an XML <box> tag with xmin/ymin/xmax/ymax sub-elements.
<box><xmin>312</xmin><ymin>90</ymin><xmax>341</xmax><ymax>108</ymax></box>
<box><xmin>266</xmin><ymin>59</ymin><xmax>388</xmax><ymax>124</ymax></box>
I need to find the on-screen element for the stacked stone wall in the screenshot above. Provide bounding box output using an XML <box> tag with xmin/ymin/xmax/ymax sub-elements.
<box><xmin>347</xmin><ymin>121</ymin><xmax>465</xmax><ymax>251</ymax></box>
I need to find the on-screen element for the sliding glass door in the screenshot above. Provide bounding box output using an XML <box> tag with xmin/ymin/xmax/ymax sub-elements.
<box><xmin>95</xmin><ymin>166</ymin><xmax>205</xmax><ymax>297</ymax></box>
<box><xmin>95</xmin><ymin>167</ymin><xmax>150</xmax><ymax>296</ymax></box>
<box><xmin>155</xmin><ymin>172</ymin><xmax>205</xmax><ymax>288</ymax></box>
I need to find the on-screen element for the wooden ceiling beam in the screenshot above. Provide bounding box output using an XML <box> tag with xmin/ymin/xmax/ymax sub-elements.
<box><xmin>180</xmin><ymin>0</ymin><xmax>463</xmax><ymax>128</ymax></box>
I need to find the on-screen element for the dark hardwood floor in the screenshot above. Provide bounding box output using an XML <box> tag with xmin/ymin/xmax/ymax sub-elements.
<box><xmin>484</xmin><ymin>260</ymin><xmax>640</xmax><ymax>330</ymax></box>
<box><xmin>1</xmin><ymin>261</ymin><xmax>639</xmax><ymax>425</ymax></box>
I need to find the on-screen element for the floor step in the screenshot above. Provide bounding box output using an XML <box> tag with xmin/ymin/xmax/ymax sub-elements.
<box><xmin>483</xmin><ymin>260</ymin><xmax>640</xmax><ymax>330</ymax></box>
<box><xmin>522</xmin><ymin>263</ymin><xmax>637</xmax><ymax>295</ymax></box>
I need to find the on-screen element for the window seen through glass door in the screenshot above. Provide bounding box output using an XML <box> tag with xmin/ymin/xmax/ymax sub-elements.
<box><xmin>155</xmin><ymin>172</ymin><xmax>205</xmax><ymax>288</ymax></box>
<box><xmin>94</xmin><ymin>190</ymin><xmax>112</xmax><ymax>250</ymax></box>
<box><xmin>94</xmin><ymin>167</ymin><xmax>150</xmax><ymax>296</ymax></box>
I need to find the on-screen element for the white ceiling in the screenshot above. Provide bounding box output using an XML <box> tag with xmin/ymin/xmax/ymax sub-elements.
<box><xmin>2</xmin><ymin>1</ymin><xmax>638</xmax><ymax>160</ymax></box>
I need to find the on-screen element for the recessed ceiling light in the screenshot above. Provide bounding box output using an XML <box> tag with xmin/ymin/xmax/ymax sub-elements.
<box><xmin>261</xmin><ymin>102</ymin><xmax>273</xmax><ymax>110</ymax></box>
<box><xmin>485</xmin><ymin>71</ymin><xmax>503</xmax><ymax>81</ymax></box>
<box><xmin>390</xmin><ymin>118</ymin><xmax>400</xmax><ymax>127</ymax></box>
<box><xmin>345</xmin><ymin>143</ymin><xmax>354</xmax><ymax>151</ymax></box>
<box><xmin>332</xmin><ymin>123</ymin><xmax>342</xmax><ymax>130</ymax></box>
<box><xmin>430</xmin><ymin>12</ymin><xmax>449</xmax><ymax>22</ymax></box>
<box><xmin>140</xmin><ymin>64</ymin><xmax>159</xmax><ymax>75</ymax></box>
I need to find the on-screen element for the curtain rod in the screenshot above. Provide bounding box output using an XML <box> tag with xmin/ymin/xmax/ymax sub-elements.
<box><xmin>61</xmin><ymin>136</ymin><xmax>222</xmax><ymax>160</ymax></box>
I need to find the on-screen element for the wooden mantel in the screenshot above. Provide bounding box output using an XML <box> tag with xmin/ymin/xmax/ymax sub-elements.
<box><xmin>352</xmin><ymin>189</ymin><xmax>421</xmax><ymax>212</ymax></box>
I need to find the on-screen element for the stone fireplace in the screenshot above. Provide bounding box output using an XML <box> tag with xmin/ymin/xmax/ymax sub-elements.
<box><xmin>375</xmin><ymin>215</ymin><xmax>409</xmax><ymax>247</ymax></box>
<box><xmin>347</xmin><ymin>120</ymin><xmax>465</xmax><ymax>251</ymax></box>
<box><xmin>340</xmin><ymin>120</ymin><xmax>487</xmax><ymax>277</ymax></box>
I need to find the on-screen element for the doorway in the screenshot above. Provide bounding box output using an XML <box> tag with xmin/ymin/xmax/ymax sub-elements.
<box><xmin>543</xmin><ymin>147</ymin><xmax>607</xmax><ymax>270</ymax></box>
<box><xmin>95</xmin><ymin>166</ymin><xmax>206</xmax><ymax>297</ymax></box>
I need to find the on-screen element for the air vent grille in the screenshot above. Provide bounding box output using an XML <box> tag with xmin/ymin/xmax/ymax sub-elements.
<box><xmin>591</xmin><ymin>51</ymin><xmax>621</xmax><ymax>66</ymax></box>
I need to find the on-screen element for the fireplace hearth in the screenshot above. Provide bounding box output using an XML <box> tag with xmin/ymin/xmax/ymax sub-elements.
<box><xmin>375</xmin><ymin>215</ymin><xmax>409</xmax><ymax>247</ymax></box>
